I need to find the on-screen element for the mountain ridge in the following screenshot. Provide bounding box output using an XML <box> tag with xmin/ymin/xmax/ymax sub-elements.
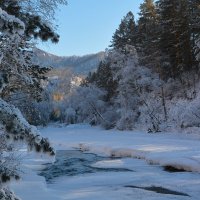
<box><xmin>33</xmin><ymin>48</ymin><xmax>105</xmax><ymax>75</ymax></box>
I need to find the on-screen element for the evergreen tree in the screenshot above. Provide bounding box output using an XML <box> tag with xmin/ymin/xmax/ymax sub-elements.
<box><xmin>137</xmin><ymin>0</ymin><xmax>159</xmax><ymax>69</ymax></box>
<box><xmin>0</xmin><ymin>0</ymin><xmax>63</xmax><ymax>43</ymax></box>
<box><xmin>95</xmin><ymin>61</ymin><xmax>117</xmax><ymax>102</ymax></box>
<box><xmin>110</xmin><ymin>11</ymin><xmax>137</xmax><ymax>52</ymax></box>
<box><xmin>177</xmin><ymin>0</ymin><xmax>194</xmax><ymax>71</ymax></box>
<box><xmin>0</xmin><ymin>1</ymin><xmax>67</xmax><ymax>198</ymax></box>
<box><xmin>188</xmin><ymin>0</ymin><xmax>200</xmax><ymax>67</ymax></box>
<box><xmin>85</xmin><ymin>61</ymin><xmax>118</xmax><ymax>102</ymax></box>
<box><xmin>157</xmin><ymin>0</ymin><xmax>193</xmax><ymax>79</ymax></box>
<box><xmin>0</xmin><ymin>0</ymin><xmax>64</xmax><ymax>101</ymax></box>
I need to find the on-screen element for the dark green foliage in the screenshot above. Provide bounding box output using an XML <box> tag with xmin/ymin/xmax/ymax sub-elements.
<box><xmin>157</xmin><ymin>0</ymin><xmax>195</xmax><ymax>78</ymax></box>
<box><xmin>188</xmin><ymin>0</ymin><xmax>200</xmax><ymax>67</ymax></box>
<box><xmin>35</xmin><ymin>143</ymin><xmax>42</xmax><ymax>152</ymax></box>
<box><xmin>0</xmin><ymin>0</ymin><xmax>21</xmax><ymax>17</ymax></box>
<box><xmin>137</xmin><ymin>0</ymin><xmax>159</xmax><ymax>69</ymax></box>
<box><xmin>109</xmin><ymin>1</ymin><xmax>200</xmax><ymax>81</ymax></box>
<box><xmin>110</xmin><ymin>11</ymin><xmax>137</xmax><ymax>52</ymax></box>
<box><xmin>1</xmin><ymin>173</ymin><xmax>10</xmax><ymax>183</ymax></box>
<box><xmin>86</xmin><ymin>61</ymin><xmax>118</xmax><ymax>101</ymax></box>
<box><xmin>24</xmin><ymin>14</ymin><xmax>59</xmax><ymax>43</ymax></box>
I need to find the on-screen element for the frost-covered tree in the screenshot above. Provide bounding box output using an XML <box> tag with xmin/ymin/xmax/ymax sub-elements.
<box><xmin>0</xmin><ymin>0</ymin><xmax>68</xmax><ymax>101</ymax></box>
<box><xmin>0</xmin><ymin>0</ymin><xmax>67</xmax><ymax>42</ymax></box>
<box><xmin>0</xmin><ymin>126</ymin><xmax>20</xmax><ymax>200</ymax></box>
<box><xmin>108</xmin><ymin>45</ymin><xmax>162</xmax><ymax>130</ymax></box>
<box><xmin>0</xmin><ymin>1</ymin><xmax>67</xmax><ymax>147</ymax></box>
<box><xmin>64</xmin><ymin>85</ymin><xmax>106</xmax><ymax>125</ymax></box>
<box><xmin>9</xmin><ymin>90</ymin><xmax>53</xmax><ymax>126</ymax></box>
<box><xmin>111</xmin><ymin>46</ymin><xmax>141</xmax><ymax>130</ymax></box>
<box><xmin>0</xmin><ymin>1</ymin><xmax>67</xmax><ymax>198</ymax></box>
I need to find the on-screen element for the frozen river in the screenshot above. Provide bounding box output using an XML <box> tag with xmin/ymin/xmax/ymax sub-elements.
<box><xmin>10</xmin><ymin>125</ymin><xmax>200</xmax><ymax>200</ymax></box>
<box><xmin>37</xmin><ymin>150</ymin><xmax>195</xmax><ymax>200</ymax></box>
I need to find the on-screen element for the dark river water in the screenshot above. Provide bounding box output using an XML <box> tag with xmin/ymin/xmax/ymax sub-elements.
<box><xmin>39</xmin><ymin>150</ymin><xmax>132</xmax><ymax>183</ymax></box>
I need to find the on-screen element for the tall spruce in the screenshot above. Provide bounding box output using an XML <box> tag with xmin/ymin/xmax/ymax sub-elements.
<box><xmin>110</xmin><ymin>11</ymin><xmax>137</xmax><ymax>52</ymax></box>
<box><xmin>137</xmin><ymin>0</ymin><xmax>159</xmax><ymax>69</ymax></box>
<box><xmin>157</xmin><ymin>0</ymin><xmax>193</xmax><ymax>79</ymax></box>
<box><xmin>188</xmin><ymin>0</ymin><xmax>200</xmax><ymax>68</ymax></box>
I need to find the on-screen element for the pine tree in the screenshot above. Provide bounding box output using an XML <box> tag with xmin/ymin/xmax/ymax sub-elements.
<box><xmin>0</xmin><ymin>0</ymin><xmax>62</xmax><ymax>43</ymax></box>
<box><xmin>188</xmin><ymin>0</ymin><xmax>200</xmax><ymax>68</ymax></box>
<box><xmin>95</xmin><ymin>61</ymin><xmax>118</xmax><ymax>102</ymax></box>
<box><xmin>0</xmin><ymin>1</ymin><xmax>67</xmax><ymax>198</ymax></box>
<box><xmin>0</xmin><ymin>0</ymin><xmax>63</xmax><ymax>101</ymax></box>
<box><xmin>157</xmin><ymin>0</ymin><xmax>193</xmax><ymax>79</ymax></box>
<box><xmin>110</xmin><ymin>11</ymin><xmax>137</xmax><ymax>52</ymax></box>
<box><xmin>177</xmin><ymin>0</ymin><xmax>193</xmax><ymax>71</ymax></box>
<box><xmin>85</xmin><ymin>61</ymin><xmax>118</xmax><ymax>102</ymax></box>
<box><xmin>137</xmin><ymin>0</ymin><xmax>159</xmax><ymax>69</ymax></box>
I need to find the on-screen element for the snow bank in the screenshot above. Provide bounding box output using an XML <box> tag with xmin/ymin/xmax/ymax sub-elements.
<box><xmin>40</xmin><ymin>124</ymin><xmax>200</xmax><ymax>173</ymax></box>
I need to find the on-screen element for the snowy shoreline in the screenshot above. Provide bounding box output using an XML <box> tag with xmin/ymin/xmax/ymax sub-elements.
<box><xmin>39</xmin><ymin>124</ymin><xmax>200</xmax><ymax>173</ymax></box>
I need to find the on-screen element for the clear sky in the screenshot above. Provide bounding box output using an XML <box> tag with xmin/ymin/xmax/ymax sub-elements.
<box><xmin>37</xmin><ymin>0</ymin><xmax>143</xmax><ymax>56</ymax></box>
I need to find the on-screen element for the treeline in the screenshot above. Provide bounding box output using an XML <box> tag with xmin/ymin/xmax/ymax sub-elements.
<box><xmin>107</xmin><ymin>0</ymin><xmax>199</xmax><ymax>80</ymax></box>
<box><xmin>61</xmin><ymin>0</ymin><xmax>200</xmax><ymax>132</ymax></box>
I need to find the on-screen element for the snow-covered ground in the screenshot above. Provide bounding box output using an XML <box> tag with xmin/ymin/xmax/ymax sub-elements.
<box><xmin>10</xmin><ymin>124</ymin><xmax>200</xmax><ymax>200</ymax></box>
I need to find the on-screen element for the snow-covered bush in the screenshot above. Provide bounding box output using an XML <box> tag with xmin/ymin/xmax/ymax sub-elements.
<box><xmin>169</xmin><ymin>93</ymin><xmax>200</xmax><ymax>129</ymax></box>
<box><xmin>0</xmin><ymin>125</ymin><xmax>21</xmax><ymax>200</ymax></box>
<box><xmin>138</xmin><ymin>93</ymin><xmax>166</xmax><ymax>132</ymax></box>
<box><xmin>9</xmin><ymin>91</ymin><xmax>53</xmax><ymax>126</ymax></box>
<box><xmin>0</xmin><ymin>127</ymin><xmax>20</xmax><ymax>182</ymax></box>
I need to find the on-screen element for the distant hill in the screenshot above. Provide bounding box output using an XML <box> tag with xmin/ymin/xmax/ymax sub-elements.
<box><xmin>33</xmin><ymin>48</ymin><xmax>105</xmax><ymax>75</ymax></box>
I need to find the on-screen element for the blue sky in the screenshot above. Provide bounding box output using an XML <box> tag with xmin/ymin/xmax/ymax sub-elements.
<box><xmin>38</xmin><ymin>0</ymin><xmax>143</xmax><ymax>56</ymax></box>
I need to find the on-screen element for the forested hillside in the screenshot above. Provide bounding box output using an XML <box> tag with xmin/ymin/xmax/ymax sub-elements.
<box><xmin>17</xmin><ymin>0</ymin><xmax>200</xmax><ymax>134</ymax></box>
<box><xmin>58</xmin><ymin>0</ymin><xmax>200</xmax><ymax>132</ymax></box>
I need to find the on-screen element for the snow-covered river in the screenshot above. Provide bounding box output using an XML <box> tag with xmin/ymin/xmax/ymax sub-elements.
<box><xmin>10</xmin><ymin>125</ymin><xmax>200</xmax><ymax>200</ymax></box>
<box><xmin>36</xmin><ymin>150</ymin><xmax>195</xmax><ymax>200</ymax></box>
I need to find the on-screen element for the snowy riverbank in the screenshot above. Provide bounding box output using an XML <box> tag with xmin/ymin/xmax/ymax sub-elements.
<box><xmin>9</xmin><ymin>124</ymin><xmax>200</xmax><ymax>200</ymax></box>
